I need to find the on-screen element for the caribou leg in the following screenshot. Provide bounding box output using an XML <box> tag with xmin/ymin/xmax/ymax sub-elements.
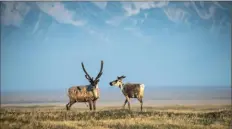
<box><xmin>122</xmin><ymin>99</ymin><xmax>128</xmax><ymax>109</ymax></box>
<box><xmin>85</xmin><ymin>102</ymin><xmax>89</xmax><ymax>107</ymax></box>
<box><xmin>66</xmin><ymin>102</ymin><xmax>70</xmax><ymax>110</ymax></box>
<box><xmin>66</xmin><ymin>100</ymin><xmax>76</xmax><ymax>110</ymax></box>
<box><xmin>93</xmin><ymin>100</ymin><xmax>97</xmax><ymax>111</ymax></box>
<box><xmin>126</xmin><ymin>97</ymin><xmax>131</xmax><ymax>110</ymax></box>
<box><xmin>88</xmin><ymin>101</ymin><xmax>93</xmax><ymax>111</ymax></box>
<box><xmin>137</xmin><ymin>98</ymin><xmax>143</xmax><ymax>111</ymax></box>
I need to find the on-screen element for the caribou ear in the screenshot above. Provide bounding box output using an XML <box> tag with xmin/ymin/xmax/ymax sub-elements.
<box><xmin>95</xmin><ymin>79</ymin><xmax>100</xmax><ymax>83</ymax></box>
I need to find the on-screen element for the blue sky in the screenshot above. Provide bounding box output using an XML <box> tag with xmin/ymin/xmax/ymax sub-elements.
<box><xmin>1</xmin><ymin>1</ymin><xmax>231</xmax><ymax>92</ymax></box>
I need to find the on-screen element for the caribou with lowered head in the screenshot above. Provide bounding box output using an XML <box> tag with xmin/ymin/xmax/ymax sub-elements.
<box><xmin>66</xmin><ymin>61</ymin><xmax>104</xmax><ymax>111</ymax></box>
<box><xmin>109</xmin><ymin>76</ymin><xmax>145</xmax><ymax>111</ymax></box>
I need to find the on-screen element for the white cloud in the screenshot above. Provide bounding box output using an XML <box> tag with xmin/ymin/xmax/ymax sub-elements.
<box><xmin>121</xmin><ymin>1</ymin><xmax>169</xmax><ymax>16</ymax></box>
<box><xmin>213</xmin><ymin>2</ymin><xmax>227</xmax><ymax>10</ymax></box>
<box><xmin>92</xmin><ymin>2</ymin><xmax>107</xmax><ymax>10</ymax></box>
<box><xmin>36</xmin><ymin>2</ymin><xmax>109</xmax><ymax>43</ymax></box>
<box><xmin>1</xmin><ymin>2</ymin><xmax>30</xmax><ymax>27</ymax></box>
<box><xmin>191</xmin><ymin>2</ymin><xmax>216</xmax><ymax>20</ymax></box>
<box><xmin>121</xmin><ymin>2</ymin><xmax>140</xmax><ymax>17</ymax></box>
<box><xmin>152</xmin><ymin>1</ymin><xmax>170</xmax><ymax>8</ymax></box>
<box><xmin>36</xmin><ymin>2</ymin><xmax>86</xmax><ymax>26</ymax></box>
<box><xmin>106</xmin><ymin>1</ymin><xmax>169</xmax><ymax>27</ymax></box>
<box><xmin>163</xmin><ymin>7</ymin><xmax>190</xmax><ymax>23</ymax></box>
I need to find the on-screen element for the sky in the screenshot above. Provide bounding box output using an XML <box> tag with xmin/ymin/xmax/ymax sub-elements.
<box><xmin>1</xmin><ymin>1</ymin><xmax>231</xmax><ymax>92</ymax></box>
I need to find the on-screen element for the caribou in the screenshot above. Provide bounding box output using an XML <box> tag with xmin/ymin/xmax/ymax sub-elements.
<box><xmin>109</xmin><ymin>76</ymin><xmax>145</xmax><ymax>111</ymax></box>
<box><xmin>66</xmin><ymin>61</ymin><xmax>104</xmax><ymax>111</ymax></box>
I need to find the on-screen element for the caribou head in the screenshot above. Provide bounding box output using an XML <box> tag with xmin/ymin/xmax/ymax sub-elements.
<box><xmin>82</xmin><ymin>60</ymin><xmax>104</xmax><ymax>90</ymax></box>
<box><xmin>109</xmin><ymin>75</ymin><xmax>126</xmax><ymax>88</ymax></box>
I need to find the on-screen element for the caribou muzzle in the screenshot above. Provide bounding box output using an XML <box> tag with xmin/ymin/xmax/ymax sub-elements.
<box><xmin>109</xmin><ymin>82</ymin><xmax>113</xmax><ymax>86</ymax></box>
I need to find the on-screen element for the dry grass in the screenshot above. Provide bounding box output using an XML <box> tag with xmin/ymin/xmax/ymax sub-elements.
<box><xmin>0</xmin><ymin>105</ymin><xmax>231</xmax><ymax>129</ymax></box>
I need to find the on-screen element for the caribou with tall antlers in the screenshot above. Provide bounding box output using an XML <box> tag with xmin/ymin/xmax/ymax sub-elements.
<box><xmin>66</xmin><ymin>61</ymin><xmax>104</xmax><ymax>111</ymax></box>
<box><xmin>109</xmin><ymin>76</ymin><xmax>145</xmax><ymax>111</ymax></box>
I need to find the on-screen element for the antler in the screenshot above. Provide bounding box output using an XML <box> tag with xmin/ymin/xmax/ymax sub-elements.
<box><xmin>81</xmin><ymin>62</ymin><xmax>93</xmax><ymax>82</ymax></box>
<box><xmin>94</xmin><ymin>60</ymin><xmax>104</xmax><ymax>81</ymax></box>
<box><xmin>118</xmin><ymin>75</ymin><xmax>126</xmax><ymax>79</ymax></box>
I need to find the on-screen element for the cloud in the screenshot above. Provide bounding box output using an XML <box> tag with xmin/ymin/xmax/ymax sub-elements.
<box><xmin>121</xmin><ymin>2</ymin><xmax>140</xmax><ymax>17</ymax></box>
<box><xmin>109</xmin><ymin>2</ymin><xmax>190</xmax><ymax>26</ymax></box>
<box><xmin>36</xmin><ymin>2</ymin><xmax>109</xmax><ymax>43</ymax></box>
<box><xmin>212</xmin><ymin>2</ymin><xmax>227</xmax><ymax>10</ymax></box>
<box><xmin>163</xmin><ymin>7</ymin><xmax>190</xmax><ymax>23</ymax></box>
<box><xmin>36</xmin><ymin>2</ymin><xmax>86</xmax><ymax>26</ymax></box>
<box><xmin>1</xmin><ymin>2</ymin><xmax>30</xmax><ymax>27</ymax></box>
<box><xmin>121</xmin><ymin>1</ymin><xmax>169</xmax><ymax>16</ymax></box>
<box><xmin>92</xmin><ymin>2</ymin><xmax>108</xmax><ymax>10</ymax></box>
<box><xmin>191</xmin><ymin>2</ymin><xmax>216</xmax><ymax>20</ymax></box>
<box><xmin>106</xmin><ymin>2</ymin><xmax>169</xmax><ymax>27</ymax></box>
<box><xmin>164</xmin><ymin>2</ymin><xmax>225</xmax><ymax>25</ymax></box>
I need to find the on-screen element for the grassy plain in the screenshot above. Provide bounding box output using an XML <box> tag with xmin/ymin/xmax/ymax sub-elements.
<box><xmin>0</xmin><ymin>104</ymin><xmax>231</xmax><ymax>129</ymax></box>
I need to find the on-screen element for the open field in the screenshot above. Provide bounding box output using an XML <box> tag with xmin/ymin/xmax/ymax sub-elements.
<box><xmin>0</xmin><ymin>104</ymin><xmax>231</xmax><ymax>129</ymax></box>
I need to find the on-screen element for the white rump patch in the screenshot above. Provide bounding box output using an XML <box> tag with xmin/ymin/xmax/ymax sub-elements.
<box><xmin>139</xmin><ymin>84</ymin><xmax>145</xmax><ymax>97</ymax></box>
<box><xmin>140</xmin><ymin>84</ymin><xmax>145</xmax><ymax>89</ymax></box>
